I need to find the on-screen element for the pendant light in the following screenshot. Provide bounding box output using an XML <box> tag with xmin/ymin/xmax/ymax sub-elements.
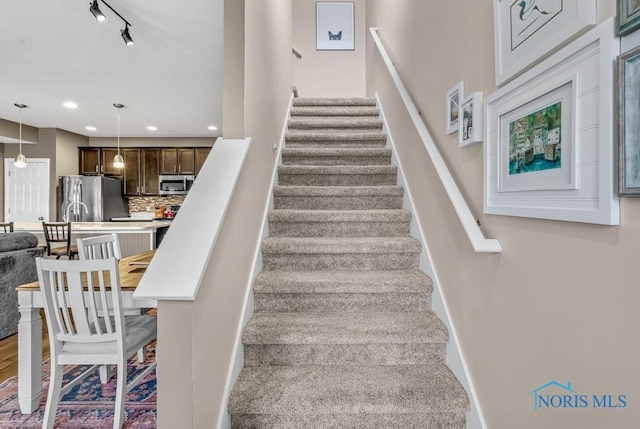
<box><xmin>113</xmin><ymin>103</ymin><xmax>124</xmax><ymax>168</ymax></box>
<box><xmin>14</xmin><ymin>103</ymin><xmax>27</xmax><ymax>168</ymax></box>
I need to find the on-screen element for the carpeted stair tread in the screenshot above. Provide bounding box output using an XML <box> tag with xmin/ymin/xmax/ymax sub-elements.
<box><xmin>254</xmin><ymin>270</ymin><xmax>433</xmax><ymax>294</ymax></box>
<box><xmin>292</xmin><ymin>98</ymin><xmax>377</xmax><ymax>106</ymax></box>
<box><xmin>281</xmin><ymin>148</ymin><xmax>392</xmax><ymax>166</ymax></box>
<box><xmin>291</xmin><ymin>106</ymin><xmax>380</xmax><ymax>116</ymax></box>
<box><xmin>242</xmin><ymin>311</ymin><xmax>448</xmax><ymax>345</ymax></box>
<box><xmin>268</xmin><ymin>209</ymin><xmax>410</xmax><ymax>222</ymax></box>
<box><xmin>262</xmin><ymin>237</ymin><xmax>421</xmax><ymax>254</ymax></box>
<box><xmin>228</xmin><ymin>364</ymin><xmax>470</xmax><ymax>415</ymax></box>
<box><xmin>286</xmin><ymin>131</ymin><xmax>386</xmax><ymax>141</ymax></box>
<box><xmin>278</xmin><ymin>165</ymin><xmax>397</xmax><ymax>175</ymax></box>
<box><xmin>288</xmin><ymin>117</ymin><xmax>383</xmax><ymax>130</ymax></box>
<box><xmin>273</xmin><ymin>185</ymin><xmax>403</xmax><ymax>197</ymax></box>
<box><xmin>273</xmin><ymin>186</ymin><xmax>405</xmax><ymax>210</ymax></box>
<box><xmin>282</xmin><ymin>147</ymin><xmax>391</xmax><ymax>157</ymax></box>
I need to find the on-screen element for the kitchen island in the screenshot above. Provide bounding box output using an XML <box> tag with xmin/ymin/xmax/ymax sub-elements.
<box><xmin>14</xmin><ymin>220</ymin><xmax>172</xmax><ymax>257</ymax></box>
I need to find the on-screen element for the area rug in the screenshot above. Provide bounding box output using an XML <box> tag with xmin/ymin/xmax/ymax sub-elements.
<box><xmin>0</xmin><ymin>342</ymin><xmax>156</xmax><ymax>429</ymax></box>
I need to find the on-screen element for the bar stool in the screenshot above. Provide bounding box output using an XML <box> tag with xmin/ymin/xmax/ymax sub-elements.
<box><xmin>0</xmin><ymin>222</ymin><xmax>13</xmax><ymax>232</ymax></box>
<box><xmin>42</xmin><ymin>222</ymin><xmax>78</xmax><ymax>259</ymax></box>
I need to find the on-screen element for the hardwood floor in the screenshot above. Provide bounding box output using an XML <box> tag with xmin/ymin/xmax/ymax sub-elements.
<box><xmin>0</xmin><ymin>310</ymin><xmax>50</xmax><ymax>384</ymax></box>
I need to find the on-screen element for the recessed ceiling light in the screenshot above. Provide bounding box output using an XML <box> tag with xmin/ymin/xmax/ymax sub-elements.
<box><xmin>208</xmin><ymin>125</ymin><xmax>218</xmax><ymax>131</ymax></box>
<box><xmin>147</xmin><ymin>126</ymin><xmax>158</xmax><ymax>131</ymax></box>
<box><xmin>86</xmin><ymin>126</ymin><xmax>97</xmax><ymax>131</ymax></box>
<box><xmin>63</xmin><ymin>101</ymin><xmax>78</xmax><ymax>109</ymax></box>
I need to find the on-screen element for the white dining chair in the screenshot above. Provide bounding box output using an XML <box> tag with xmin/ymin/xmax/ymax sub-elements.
<box><xmin>77</xmin><ymin>234</ymin><xmax>148</xmax><ymax>374</ymax></box>
<box><xmin>36</xmin><ymin>257</ymin><xmax>157</xmax><ymax>429</ymax></box>
<box><xmin>77</xmin><ymin>234</ymin><xmax>122</xmax><ymax>260</ymax></box>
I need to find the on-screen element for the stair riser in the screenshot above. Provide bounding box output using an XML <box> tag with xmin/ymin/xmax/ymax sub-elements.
<box><xmin>282</xmin><ymin>155</ymin><xmax>391</xmax><ymax>166</ymax></box>
<box><xmin>253</xmin><ymin>293</ymin><xmax>431</xmax><ymax>313</ymax></box>
<box><xmin>269</xmin><ymin>220</ymin><xmax>410</xmax><ymax>237</ymax></box>
<box><xmin>286</xmin><ymin>141</ymin><xmax>386</xmax><ymax>148</ymax></box>
<box><xmin>291</xmin><ymin>108</ymin><xmax>380</xmax><ymax>117</ymax></box>
<box><xmin>278</xmin><ymin>174</ymin><xmax>396</xmax><ymax>186</ymax></box>
<box><xmin>244</xmin><ymin>343</ymin><xmax>446</xmax><ymax>366</ymax></box>
<box><xmin>232</xmin><ymin>412</ymin><xmax>466</xmax><ymax>429</ymax></box>
<box><xmin>274</xmin><ymin>195</ymin><xmax>404</xmax><ymax>210</ymax></box>
<box><xmin>262</xmin><ymin>253</ymin><xmax>419</xmax><ymax>271</ymax></box>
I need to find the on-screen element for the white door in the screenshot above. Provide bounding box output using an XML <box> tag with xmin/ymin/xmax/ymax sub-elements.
<box><xmin>4</xmin><ymin>158</ymin><xmax>50</xmax><ymax>222</ymax></box>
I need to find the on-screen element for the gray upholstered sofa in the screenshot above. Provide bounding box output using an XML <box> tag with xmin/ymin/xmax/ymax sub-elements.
<box><xmin>0</xmin><ymin>232</ymin><xmax>44</xmax><ymax>339</ymax></box>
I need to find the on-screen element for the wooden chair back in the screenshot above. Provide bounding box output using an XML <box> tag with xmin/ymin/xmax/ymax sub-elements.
<box><xmin>42</xmin><ymin>222</ymin><xmax>76</xmax><ymax>259</ymax></box>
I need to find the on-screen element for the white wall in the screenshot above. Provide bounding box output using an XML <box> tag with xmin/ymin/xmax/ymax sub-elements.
<box><xmin>292</xmin><ymin>0</ymin><xmax>366</xmax><ymax>97</ymax></box>
<box><xmin>367</xmin><ymin>0</ymin><xmax>640</xmax><ymax>428</ymax></box>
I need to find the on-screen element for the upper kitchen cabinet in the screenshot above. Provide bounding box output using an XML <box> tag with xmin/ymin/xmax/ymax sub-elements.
<box><xmin>160</xmin><ymin>148</ymin><xmax>195</xmax><ymax>175</ymax></box>
<box><xmin>79</xmin><ymin>148</ymin><xmax>101</xmax><ymax>175</ymax></box>
<box><xmin>101</xmin><ymin>148</ymin><xmax>123</xmax><ymax>176</ymax></box>
<box><xmin>195</xmin><ymin>147</ymin><xmax>211</xmax><ymax>175</ymax></box>
<box><xmin>122</xmin><ymin>149</ymin><xmax>160</xmax><ymax>196</ymax></box>
<box><xmin>79</xmin><ymin>147</ymin><xmax>122</xmax><ymax>175</ymax></box>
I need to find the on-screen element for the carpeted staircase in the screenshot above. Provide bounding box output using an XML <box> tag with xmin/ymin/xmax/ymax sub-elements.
<box><xmin>228</xmin><ymin>98</ymin><xmax>470</xmax><ymax>428</ymax></box>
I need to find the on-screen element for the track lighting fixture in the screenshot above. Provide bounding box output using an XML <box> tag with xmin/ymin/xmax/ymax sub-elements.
<box><xmin>89</xmin><ymin>0</ymin><xmax>134</xmax><ymax>46</ymax></box>
<box><xmin>89</xmin><ymin>0</ymin><xmax>106</xmax><ymax>22</ymax></box>
<box><xmin>121</xmin><ymin>23</ymin><xmax>134</xmax><ymax>45</ymax></box>
<box><xmin>14</xmin><ymin>103</ymin><xmax>27</xmax><ymax>169</ymax></box>
<box><xmin>113</xmin><ymin>103</ymin><xmax>125</xmax><ymax>169</ymax></box>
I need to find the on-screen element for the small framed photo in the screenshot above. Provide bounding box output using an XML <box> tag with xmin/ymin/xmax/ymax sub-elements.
<box><xmin>446</xmin><ymin>81</ymin><xmax>464</xmax><ymax>134</ymax></box>
<box><xmin>459</xmin><ymin>92</ymin><xmax>483</xmax><ymax>147</ymax></box>
<box><xmin>316</xmin><ymin>2</ymin><xmax>355</xmax><ymax>51</ymax></box>
<box><xmin>617</xmin><ymin>45</ymin><xmax>640</xmax><ymax>196</ymax></box>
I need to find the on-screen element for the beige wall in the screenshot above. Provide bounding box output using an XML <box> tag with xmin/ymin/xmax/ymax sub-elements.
<box><xmin>56</xmin><ymin>129</ymin><xmax>88</xmax><ymax>177</ymax></box>
<box><xmin>292</xmin><ymin>0</ymin><xmax>366</xmax><ymax>97</ymax></box>
<box><xmin>366</xmin><ymin>1</ymin><xmax>639</xmax><ymax>428</ymax></box>
<box><xmin>174</xmin><ymin>0</ymin><xmax>294</xmax><ymax>427</ymax></box>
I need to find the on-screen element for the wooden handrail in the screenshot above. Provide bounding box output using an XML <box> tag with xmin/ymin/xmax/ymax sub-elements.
<box><xmin>370</xmin><ymin>28</ymin><xmax>502</xmax><ymax>253</ymax></box>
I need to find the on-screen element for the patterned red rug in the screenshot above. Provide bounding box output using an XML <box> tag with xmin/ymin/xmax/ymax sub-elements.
<box><xmin>0</xmin><ymin>342</ymin><xmax>156</xmax><ymax>429</ymax></box>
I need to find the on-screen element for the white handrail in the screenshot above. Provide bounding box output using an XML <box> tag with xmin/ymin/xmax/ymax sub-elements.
<box><xmin>370</xmin><ymin>27</ymin><xmax>501</xmax><ymax>253</ymax></box>
<box><xmin>292</xmin><ymin>46</ymin><xmax>302</xmax><ymax>59</ymax></box>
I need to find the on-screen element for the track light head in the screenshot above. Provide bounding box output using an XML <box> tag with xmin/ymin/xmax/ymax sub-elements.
<box><xmin>121</xmin><ymin>24</ymin><xmax>134</xmax><ymax>46</ymax></box>
<box><xmin>89</xmin><ymin>0</ymin><xmax>106</xmax><ymax>22</ymax></box>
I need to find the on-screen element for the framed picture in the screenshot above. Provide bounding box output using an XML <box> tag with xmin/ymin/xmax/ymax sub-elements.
<box><xmin>446</xmin><ymin>81</ymin><xmax>464</xmax><ymax>134</ymax></box>
<box><xmin>316</xmin><ymin>2</ymin><xmax>355</xmax><ymax>51</ymax></box>
<box><xmin>484</xmin><ymin>19</ymin><xmax>619</xmax><ymax>225</ymax></box>
<box><xmin>493</xmin><ymin>0</ymin><xmax>596</xmax><ymax>86</ymax></box>
<box><xmin>618</xmin><ymin>0</ymin><xmax>640</xmax><ymax>36</ymax></box>
<box><xmin>617</xmin><ymin>45</ymin><xmax>640</xmax><ymax>195</ymax></box>
<box><xmin>496</xmin><ymin>76</ymin><xmax>577</xmax><ymax>192</ymax></box>
<box><xmin>459</xmin><ymin>92</ymin><xmax>483</xmax><ymax>147</ymax></box>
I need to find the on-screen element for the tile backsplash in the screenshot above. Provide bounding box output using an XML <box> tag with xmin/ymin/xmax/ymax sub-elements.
<box><xmin>127</xmin><ymin>196</ymin><xmax>185</xmax><ymax>213</ymax></box>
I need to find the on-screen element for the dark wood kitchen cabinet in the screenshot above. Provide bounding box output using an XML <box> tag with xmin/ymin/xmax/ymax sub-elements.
<box><xmin>79</xmin><ymin>148</ymin><xmax>101</xmax><ymax>174</ymax></box>
<box><xmin>160</xmin><ymin>148</ymin><xmax>195</xmax><ymax>175</ymax></box>
<box><xmin>195</xmin><ymin>147</ymin><xmax>211</xmax><ymax>175</ymax></box>
<box><xmin>101</xmin><ymin>148</ymin><xmax>123</xmax><ymax>175</ymax></box>
<box><xmin>79</xmin><ymin>147</ymin><xmax>123</xmax><ymax>175</ymax></box>
<box><xmin>122</xmin><ymin>149</ymin><xmax>160</xmax><ymax>196</ymax></box>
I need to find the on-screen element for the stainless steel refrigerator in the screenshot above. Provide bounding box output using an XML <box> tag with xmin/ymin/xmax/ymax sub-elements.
<box><xmin>58</xmin><ymin>176</ymin><xmax>128</xmax><ymax>222</ymax></box>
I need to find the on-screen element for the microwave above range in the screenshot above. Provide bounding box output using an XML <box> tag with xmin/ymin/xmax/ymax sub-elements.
<box><xmin>159</xmin><ymin>175</ymin><xmax>194</xmax><ymax>195</ymax></box>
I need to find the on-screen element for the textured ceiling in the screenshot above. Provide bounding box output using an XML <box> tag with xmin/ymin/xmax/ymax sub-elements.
<box><xmin>0</xmin><ymin>0</ymin><xmax>224</xmax><ymax>138</ymax></box>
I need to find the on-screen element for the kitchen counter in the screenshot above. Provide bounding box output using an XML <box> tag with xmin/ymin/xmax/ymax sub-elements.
<box><xmin>14</xmin><ymin>220</ymin><xmax>173</xmax><ymax>232</ymax></box>
<box><xmin>15</xmin><ymin>221</ymin><xmax>173</xmax><ymax>257</ymax></box>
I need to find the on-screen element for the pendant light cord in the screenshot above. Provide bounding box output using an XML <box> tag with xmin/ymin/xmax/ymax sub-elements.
<box><xmin>18</xmin><ymin>106</ymin><xmax>22</xmax><ymax>155</ymax></box>
<box><xmin>117</xmin><ymin>107</ymin><xmax>121</xmax><ymax>155</ymax></box>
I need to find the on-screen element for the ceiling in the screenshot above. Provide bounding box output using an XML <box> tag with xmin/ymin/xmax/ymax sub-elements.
<box><xmin>0</xmin><ymin>0</ymin><xmax>224</xmax><ymax>139</ymax></box>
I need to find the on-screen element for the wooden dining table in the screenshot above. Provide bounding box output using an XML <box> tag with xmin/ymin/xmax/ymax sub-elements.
<box><xmin>15</xmin><ymin>250</ymin><xmax>158</xmax><ymax>414</ymax></box>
